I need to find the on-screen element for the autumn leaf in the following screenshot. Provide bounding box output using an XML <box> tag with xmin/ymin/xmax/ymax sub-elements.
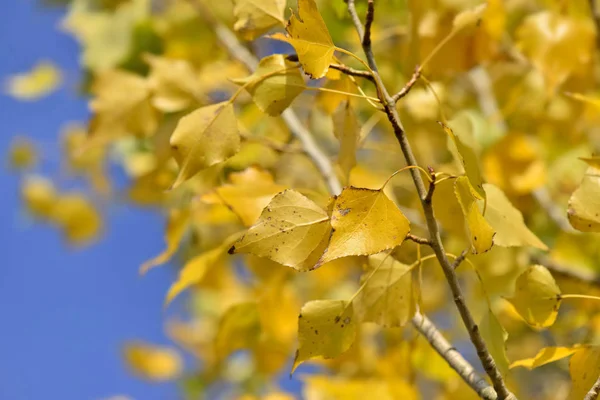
<box><xmin>479</xmin><ymin>308</ymin><xmax>509</xmax><ymax>377</ymax></box>
<box><xmin>317</xmin><ymin>187</ymin><xmax>410</xmax><ymax>266</ymax></box>
<box><xmin>232</xmin><ymin>54</ymin><xmax>306</xmax><ymax>116</ymax></box>
<box><xmin>452</xmin><ymin>4</ymin><xmax>487</xmax><ymax>31</ymax></box>
<box><xmin>293</xmin><ymin>300</ymin><xmax>356</xmax><ymax>372</ymax></box>
<box><xmin>441</xmin><ymin>120</ymin><xmax>486</xmax><ymax>201</ymax></box>
<box><xmin>506</xmin><ymin>265</ymin><xmax>562</xmax><ymax>329</ymax></box>
<box><xmin>215</xmin><ymin>302</ymin><xmax>261</xmax><ymax>360</ymax></box>
<box><xmin>318</xmin><ymin>75</ymin><xmax>353</xmax><ymax>114</ymax></box>
<box><xmin>170</xmin><ymin>102</ymin><xmax>241</xmax><ymax>188</ymax></box>
<box><xmin>21</xmin><ymin>176</ymin><xmax>57</xmax><ymax>218</ymax></box>
<box><xmin>140</xmin><ymin>208</ymin><xmax>190</xmax><ymax>274</ymax></box>
<box><xmin>483</xmin><ymin>183</ymin><xmax>547</xmax><ymax>250</ymax></box>
<box><xmin>354</xmin><ymin>254</ymin><xmax>416</xmax><ymax>327</ymax></box>
<box><xmin>123</xmin><ymin>342</ymin><xmax>182</xmax><ymax>382</ymax></box>
<box><xmin>8</xmin><ymin>137</ymin><xmax>37</xmax><ymax>170</ymax></box>
<box><xmin>270</xmin><ymin>0</ymin><xmax>335</xmax><ymax>79</ymax></box>
<box><xmin>4</xmin><ymin>61</ymin><xmax>62</xmax><ymax>100</ymax></box>
<box><xmin>333</xmin><ymin>102</ymin><xmax>360</xmax><ymax>182</ymax></box>
<box><xmin>229</xmin><ymin>190</ymin><xmax>331</xmax><ymax>271</ymax></box>
<box><xmin>579</xmin><ymin>157</ymin><xmax>600</xmax><ymax>169</ymax></box>
<box><xmin>568</xmin><ymin>347</ymin><xmax>600</xmax><ymax>400</ymax></box>
<box><xmin>510</xmin><ymin>346</ymin><xmax>580</xmax><ymax>369</ymax></box>
<box><xmin>304</xmin><ymin>376</ymin><xmax>418</xmax><ymax>400</ymax></box>
<box><xmin>233</xmin><ymin>0</ymin><xmax>285</xmax><ymax>40</ymax></box>
<box><xmin>455</xmin><ymin>176</ymin><xmax>494</xmax><ymax>254</ymax></box>
<box><xmin>50</xmin><ymin>193</ymin><xmax>102</xmax><ymax>245</ymax></box>
<box><xmin>567</xmin><ymin>167</ymin><xmax>600</xmax><ymax>232</ymax></box>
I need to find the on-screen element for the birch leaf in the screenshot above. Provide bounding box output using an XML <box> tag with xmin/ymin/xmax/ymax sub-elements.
<box><xmin>317</xmin><ymin>187</ymin><xmax>410</xmax><ymax>266</ymax></box>
<box><xmin>354</xmin><ymin>254</ymin><xmax>416</xmax><ymax>327</ymax></box>
<box><xmin>510</xmin><ymin>346</ymin><xmax>580</xmax><ymax>369</ymax></box>
<box><xmin>455</xmin><ymin>176</ymin><xmax>494</xmax><ymax>254</ymax></box>
<box><xmin>232</xmin><ymin>54</ymin><xmax>305</xmax><ymax>116</ymax></box>
<box><xmin>293</xmin><ymin>300</ymin><xmax>356</xmax><ymax>372</ymax></box>
<box><xmin>141</xmin><ymin>209</ymin><xmax>190</xmax><ymax>274</ymax></box>
<box><xmin>483</xmin><ymin>184</ymin><xmax>547</xmax><ymax>250</ymax></box>
<box><xmin>568</xmin><ymin>347</ymin><xmax>600</xmax><ymax>400</ymax></box>
<box><xmin>479</xmin><ymin>309</ymin><xmax>509</xmax><ymax>377</ymax></box>
<box><xmin>233</xmin><ymin>0</ymin><xmax>286</xmax><ymax>40</ymax></box>
<box><xmin>123</xmin><ymin>342</ymin><xmax>182</xmax><ymax>382</ymax></box>
<box><xmin>50</xmin><ymin>193</ymin><xmax>102</xmax><ymax>245</ymax></box>
<box><xmin>170</xmin><ymin>102</ymin><xmax>240</xmax><ymax>188</ymax></box>
<box><xmin>215</xmin><ymin>302</ymin><xmax>261</xmax><ymax>360</ymax></box>
<box><xmin>567</xmin><ymin>167</ymin><xmax>600</xmax><ymax>232</ymax></box>
<box><xmin>229</xmin><ymin>190</ymin><xmax>331</xmax><ymax>271</ymax></box>
<box><xmin>270</xmin><ymin>0</ymin><xmax>335</xmax><ymax>79</ymax></box>
<box><xmin>441</xmin><ymin>120</ymin><xmax>486</xmax><ymax>201</ymax></box>
<box><xmin>4</xmin><ymin>61</ymin><xmax>62</xmax><ymax>100</ymax></box>
<box><xmin>506</xmin><ymin>265</ymin><xmax>562</xmax><ymax>329</ymax></box>
<box><xmin>333</xmin><ymin>102</ymin><xmax>360</xmax><ymax>182</ymax></box>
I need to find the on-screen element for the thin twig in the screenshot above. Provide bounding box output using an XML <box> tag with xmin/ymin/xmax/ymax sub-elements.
<box><xmin>406</xmin><ymin>234</ymin><xmax>432</xmax><ymax>246</ymax></box>
<box><xmin>412</xmin><ymin>312</ymin><xmax>497</xmax><ymax>400</ymax></box>
<box><xmin>329</xmin><ymin>63</ymin><xmax>375</xmax><ymax>82</ymax></box>
<box><xmin>585</xmin><ymin>375</ymin><xmax>600</xmax><ymax>400</ymax></box>
<box><xmin>190</xmin><ymin>0</ymin><xmax>342</xmax><ymax>195</ymax></box>
<box><xmin>346</xmin><ymin>1</ymin><xmax>514</xmax><ymax>398</ymax></box>
<box><xmin>452</xmin><ymin>249</ymin><xmax>469</xmax><ymax>270</ymax></box>
<box><xmin>530</xmin><ymin>254</ymin><xmax>600</xmax><ymax>287</ymax></box>
<box><xmin>392</xmin><ymin>65</ymin><xmax>421</xmax><ymax>103</ymax></box>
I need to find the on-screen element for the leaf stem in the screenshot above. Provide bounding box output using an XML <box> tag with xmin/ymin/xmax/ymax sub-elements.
<box><xmin>304</xmin><ymin>86</ymin><xmax>380</xmax><ymax>102</ymax></box>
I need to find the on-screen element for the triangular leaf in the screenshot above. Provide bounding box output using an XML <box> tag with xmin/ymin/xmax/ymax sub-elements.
<box><xmin>567</xmin><ymin>167</ymin><xmax>600</xmax><ymax>232</ymax></box>
<box><xmin>455</xmin><ymin>176</ymin><xmax>494</xmax><ymax>254</ymax></box>
<box><xmin>510</xmin><ymin>346</ymin><xmax>580</xmax><ymax>370</ymax></box>
<box><xmin>141</xmin><ymin>208</ymin><xmax>190</xmax><ymax>274</ymax></box>
<box><xmin>569</xmin><ymin>347</ymin><xmax>600</xmax><ymax>400</ymax></box>
<box><xmin>233</xmin><ymin>0</ymin><xmax>286</xmax><ymax>40</ymax></box>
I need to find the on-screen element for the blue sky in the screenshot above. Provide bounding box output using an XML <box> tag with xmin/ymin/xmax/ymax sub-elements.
<box><xmin>0</xmin><ymin>1</ymin><xmax>181</xmax><ymax>399</ymax></box>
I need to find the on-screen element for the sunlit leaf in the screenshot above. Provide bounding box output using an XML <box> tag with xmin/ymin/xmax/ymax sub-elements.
<box><xmin>170</xmin><ymin>102</ymin><xmax>240</xmax><ymax>188</ymax></box>
<box><xmin>510</xmin><ymin>346</ymin><xmax>580</xmax><ymax>369</ymax></box>
<box><xmin>452</xmin><ymin>4</ymin><xmax>486</xmax><ymax>31</ymax></box>
<box><xmin>4</xmin><ymin>61</ymin><xmax>62</xmax><ymax>100</ymax></box>
<box><xmin>270</xmin><ymin>0</ymin><xmax>335</xmax><ymax>79</ymax></box>
<box><xmin>567</xmin><ymin>167</ymin><xmax>600</xmax><ymax>232</ymax></box>
<box><xmin>232</xmin><ymin>54</ymin><xmax>306</xmax><ymax>116</ymax></box>
<box><xmin>233</xmin><ymin>0</ymin><xmax>285</xmax><ymax>40</ymax></box>
<box><xmin>293</xmin><ymin>299</ymin><xmax>356</xmax><ymax>372</ymax></box>
<box><xmin>317</xmin><ymin>187</ymin><xmax>410</xmax><ymax>266</ymax></box>
<box><xmin>455</xmin><ymin>176</ymin><xmax>494</xmax><ymax>254</ymax></box>
<box><xmin>141</xmin><ymin>208</ymin><xmax>190</xmax><ymax>274</ymax></box>
<box><xmin>483</xmin><ymin>184</ymin><xmax>547</xmax><ymax>250</ymax></box>
<box><xmin>215</xmin><ymin>302</ymin><xmax>261</xmax><ymax>360</ymax></box>
<box><xmin>50</xmin><ymin>193</ymin><xmax>102</xmax><ymax>245</ymax></box>
<box><xmin>354</xmin><ymin>254</ymin><xmax>416</xmax><ymax>327</ymax></box>
<box><xmin>506</xmin><ymin>265</ymin><xmax>561</xmax><ymax>329</ymax></box>
<box><xmin>21</xmin><ymin>176</ymin><xmax>57</xmax><ymax>218</ymax></box>
<box><xmin>568</xmin><ymin>347</ymin><xmax>600</xmax><ymax>400</ymax></box>
<box><xmin>123</xmin><ymin>341</ymin><xmax>182</xmax><ymax>381</ymax></box>
<box><xmin>304</xmin><ymin>376</ymin><xmax>418</xmax><ymax>400</ymax></box>
<box><xmin>229</xmin><ymin>190</ymin><xmax>331</xmax><ymax>271</ymax></box>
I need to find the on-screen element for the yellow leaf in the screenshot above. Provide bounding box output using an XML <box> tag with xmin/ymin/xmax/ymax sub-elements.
<box><xmin>8</xmin><ymin>137</ymin><xmax>37</xmax><ymax>170</ymax></box>
<box><xmin>293</xmin><ymin>300</ymin><xmax>356</xmax><ymax>372</ymax></box>
<box><xmin>317</xmin><ymin>187</ymin><xmax>410</xmax><ymax>266</ymax></box>
<box><xmin>212</xmin><ymin>168</ymin><xmax>286</xmax><ymax>226</ymax></box>
<box><xmin>579</xmin><ymin>157</ymin><xmax>600</xmax><ymax>169</ymax></box>
<box><xmin>21</xmin><ymin>176</ymin><xmax>57</xmax><ymax>218</ymax></box>
<box><xmin>354</xmin><ymin>254</ymin><xmax>416</xmax><ymax>327</ymax></box>
<box><xmin>229</xmin><ymin>190</ymin><xmax>331</xmax><ymax>271</ymax></box>
<box><xmin>567</xmin><ymin>167</ymin><xmax>600</xmax><ymax>232</ymax></box>
<box><xmin>4</xmin><ymin>61</ymin><xmax>62</xmax><ymax>100</ymax></box>
<box><xmin>568</xmin><ymin>347</ymin><xmax>600</xmax><ymax>400</ymax></box>
<box><xmin>483</xmin><ymin>183</ymin><xmax>547</xmax><ymax>250</ymax></box>
<box><xmin>318</xmin><ymin>75</ymin><xmax>353</xmax><ymax>114</ymax></box>
<box><xmin>215</xmin><ymin>302</ymin><xmax>262</xmax><ymax>360</ymax></box>
<box><xmin>455</xmin><ymin>176</ymin><xmax>494</xmax><ymax>254</ymax></box>
<box><xmin>441</xmin><ymin>121</ymin><xmax>486</xmax><ymax>201</ymax></box>
<box><xmin>123</xmin><ymin>342</ymin><xmax>182</xmax><ymax>382</ymax></box>
<box><xmin>270</xmin><ymin>0</ymin><xmax>334</xmax><ymax>79</ymax></box>
<box><xmin>506</xmin><ymin>265</ymin><xmax>562</xmax><ymax>329</ymax></box>
<box><xmin>145</xmin><ymin>54</ymin><xmax>204</xmax><ymax>113</ymax></box>
<box><xmin>233</xmin><ymin>0</ymin><xmax>285</xmax><ymax>40</ymax></box>
<box><xmin>50</xmin><ymin>193</ymin><xmax>102</xmax><ymax>245</ymax></box>
<box><xmin>479</xmin><ymin>308</ymin><xmax>509</xmax><ymax>377</ymax></box>
<box><xmin>140</xmin><ymin>208</ymin><xmax>190</xmax><ymax>274</ymax></box>
<box><xmin>232</xmin><ymin>54</ymin><xmax>305</xmax><ymax>116</ymax></box>
<box><xmin>304</xmin><ymin>376</ymin><xmax>418</xmax><ymax>400</ymax></box>
<box><xmin>510</xmin><ymin>346</ymin><xmax>580</xmax><ymax>370</ymax></box>
<box><xmin>170</xmin><ymin>102</ymin><xmax>240</xmax><ymax>188</ymax></box>
<box><xmin>452</xmin><ymin>4</ymin><xmax>486</xmax><ymax>31</ymax></box>
<box><xmin>333</xmin><ymin>102</ymin><xmax>360</xmax><ymax>182</ymax></box>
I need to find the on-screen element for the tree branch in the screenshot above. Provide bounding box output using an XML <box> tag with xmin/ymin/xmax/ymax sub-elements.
<box><xmin>345</xmin><ymin>1</ymin><xmax>514</xmax><ymax>398</ymax></box>
<box><xmin>412</xmin><ymin>312</ymin><xmax>497</xmax><ymax>400</ymax></box>
<box><xmin>392</xmin><ymin>66</ymin><xmax>421</xmax><ymax>103</ymax></box>
<box><xmin>330</xmin><ymin>63</ymin><xmax>375</xmax><ymax>82</ymax></box>
<box><xmin>585</xmin><ymin>374</ymin><xmax>600</xmax><ymax>400</ymax></box>
<box><xmin>529</xmin><ymin>254</ymin><xmax>600</xmax><ymax>287</ymax></box>
<box><xmin>190</xmin><ymin>0</ymin><xmax>342</xmax><ymax>195</ymax></box>
<box><xmin>452</xmin><ymin>249</ymin><xmax>469</xmax><ymax>270</ymax></box>
<box><xmin>406</xmin><ymin>233</ymin><xmax>432</xmax><ymax>246</ymax></box>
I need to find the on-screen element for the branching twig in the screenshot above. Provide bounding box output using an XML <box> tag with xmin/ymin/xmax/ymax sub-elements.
<box><xmin>530</xmin><ymin>254</ymin><xmax>600</xmax><ymax>287</ymax></box>
<box><xmin>330</xmin><ymin>63</ymin><xmax>375</xmax><ymax>82</ymax></box>
<box><xmin>346</xmin><ymin>1</ymin><xmax>514</xmax><ymax>398</ymax></box>
<box><xmin>191</xmin><ymin>0</ymin><xmax>342</xmax><ymax>195</ymax></box>
<box><xmin>392</xmin><ymin>66</ymin><xmax>421</xmax><ymax>103</ymax></box>
<box><xmin>412</xmin><ymin>312</ymin><xmax>497</xmax><ymax>400</ymax></box>
<box><xmin>452</xmin><ymin>249</ymin><xmax>469</xmax><ymax>270</ymax></box>
<box><xmin>585</xmin><ymin>375</ymin><xmax>600</xmax><ymax>400</ymax></box>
